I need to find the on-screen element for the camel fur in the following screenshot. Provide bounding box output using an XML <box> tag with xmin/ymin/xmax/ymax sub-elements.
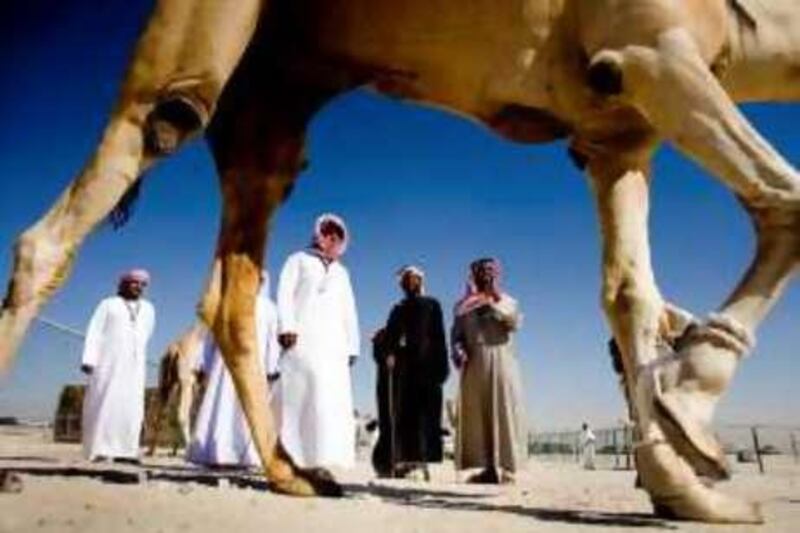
<box><xmin>3</xmin><ymin>0</ymin><xmax>800</xmax><ymax>522</ymax></box>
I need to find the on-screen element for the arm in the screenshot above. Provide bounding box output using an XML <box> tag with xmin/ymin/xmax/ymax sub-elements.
<box><xmin>277</xmin><ymin>254</ymin><xmax>300</xmax><ymax>349</ymax></box>
<box><xmin>341</xmin><ymin>269</ymin><xmax>360</xmax><ymax>364</ymax></box>
<box><xmin>431</xmin><ymin>301</ymin><xmax>450</xmax><ymax>383</ymax></box>
<box><xmin>490</xmin><ymin>295</ymin><xmax>522</xmax><ymax>331</ymax></box>
<box><xmin>264</xmin><ymin>302</ymin><xmax>281</xmax><ymax>376</ymax></box>
<box><xmin>450</xmin><ymin>312</ymin><xmax>467</xmax><ymax>369</ymax></box>
<box><xmin>81</xmin><ymin>299</ymin><xmax>109</xmax><ymax>372</ymax></box>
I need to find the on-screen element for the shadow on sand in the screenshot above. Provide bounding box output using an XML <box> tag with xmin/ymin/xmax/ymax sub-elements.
<box><xmin>345</xmin><ymin>483</ymin><xmax>676</xmax><ymax>529</ymax></box>
<box><xmin>1</xmin><ymin>460</ymin><xmax>674</xmax><ymax>529</ymax></box>
<box><xmin>0</xmin><ymin>463</ymin><xmax>269</xmax><ymax>490</ymax></box>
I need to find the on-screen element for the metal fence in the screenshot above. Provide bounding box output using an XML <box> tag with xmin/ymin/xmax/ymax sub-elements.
<box><xmin>529</xmin><ymin>424</ymin><xmax>800</xmax><ymax>473</ymax></box>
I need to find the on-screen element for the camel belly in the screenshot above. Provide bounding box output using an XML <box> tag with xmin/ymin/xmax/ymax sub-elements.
<box><xmin>287</xmin><ymin>0</ymin><xmax>567</xmax><ymax>118</ymax></box>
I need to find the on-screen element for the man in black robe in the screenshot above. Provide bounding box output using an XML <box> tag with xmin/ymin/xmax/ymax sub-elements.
<box><xmin>372</xmin><ymin>265</ymin><xmax>449</xmax><ymax>479</ymax></box>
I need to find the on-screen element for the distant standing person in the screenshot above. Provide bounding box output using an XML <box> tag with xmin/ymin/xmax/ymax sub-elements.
<box><xmin>277</xmin><ymin>214</ymin><xmax>360</xmax><ymax>471</ymax></box>
<box><xmin>580</xmin><ymin>422</ymin><xmax>597</xmax><ymax>470</ymax></box>
<box><xmin>451</xmin><ymin>258</ymin><xmax>526</xmax><ymax>484</ymax></box>
<box><xmin>372</xmin><ymin>265</ymin><xmax>449</xmax><ymax>479</ymax></box>
<box><xmin>188</xmin><ymin>271</ymin><xmax>280</xmax><ymax>467</ymax></box>
<box><xmin>81</xmin><ymin>269</ymin><xmax>156</xmax><ymax>462</ymax></box>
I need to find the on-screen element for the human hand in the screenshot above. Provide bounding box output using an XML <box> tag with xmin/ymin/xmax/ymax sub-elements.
<box><xmin>278</xmin><ymin>332</ymin><xmax>298</xmax><ymax>350</ymax></box>
<box><xmin>452</xmin><ymin>347</ymin><xmax>468</xmax><ymax>370</ymax></box>
<box><xmin>385</xmin><ymin>354</ymin><xmax>396</xmax><ymax>370</ymax></box>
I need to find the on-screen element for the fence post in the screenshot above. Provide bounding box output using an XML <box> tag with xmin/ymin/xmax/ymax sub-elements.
<box><xmin>751</xmin><ymin>426</ymin><xmax>765</xmax><ymax>474</ymax></box>
<box><xmin>625</xmin><ymin>425</ymin><xmax>633</xmax><ymax>470</ymax></box>
<box><xmin>791</xmin><ymin>432</ymin><xmax>799</xmax><ymax>465</ymax></box>
<box><xmin>612</xmin><ymin>428</ymin><xmax>620</xmax><ymax>469</ymax></box>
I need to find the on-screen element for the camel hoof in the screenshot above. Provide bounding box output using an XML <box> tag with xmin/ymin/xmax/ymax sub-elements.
<box><xmin>652</xmin><ymin>488</ymin><xmax>763</xmax><ymax>524</ymax></box>
<box><xmin>269</xmin><ymin>476</ymin><xmax>318</xmax><ymax>497</ymax></box>
<box><xmin>269</xmin><ymin>470</ymin><xmax>343</xmax><ymax>498</ymax></box>
<box><xmin>637</xmin><ymin>442</ymin><xmax>762</xmax><ymax>524</ymax></box>
<box><xmin>654</xmin><ymin>392</ymin><xmax>729</xmax><ymax>480</ymax></box>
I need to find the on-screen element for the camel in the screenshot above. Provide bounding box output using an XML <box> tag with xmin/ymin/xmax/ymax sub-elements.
<box><xmin>146</xmin><ymin>322</ymin><xmax>207</xmax><ymax>456</ymax></box>
<box><xmin>1</xmin><ymin>0</ymin><xmax>799</xmax><ymax>523</ymax></box>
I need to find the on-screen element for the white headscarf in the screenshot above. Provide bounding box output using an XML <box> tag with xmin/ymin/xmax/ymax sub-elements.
<box><xmin>312</xmin><ymin>213</ymin><xmax>349</xmax><ymax>254</ymax></box>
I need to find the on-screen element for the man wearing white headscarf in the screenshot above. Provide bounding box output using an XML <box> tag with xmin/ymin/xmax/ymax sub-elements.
<box><xmin>276</xmin><ymin>213</ymin><xmax>360</xmax><ymax>470</ymax></box>
<box><xmin>188</xmin><ymin>271</ymin><xmax>280</xmax><ymax>467</ymax></box>
<box><xmin>451</xmin><ymin>258</ymin><xmax>527</xmax><ymax>484</ymax></box>
<box><xmin>81</xmin><ymin>269</ymin><xmax>156</xmax><ymax>462</ymax></box>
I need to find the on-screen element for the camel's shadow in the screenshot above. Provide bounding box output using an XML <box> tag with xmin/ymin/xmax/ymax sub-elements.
<box><xmin>0</xmin><ymin>461</ymin><xmax>268</xmax><ymax>490</ymax></box>
<box><xmin>345</xmin><ymin>482</ymin><xmax>676</xmax><ymax>529</ymax></box>
<box><xmin>1</xmin><ymin>460</ymin><xmax>674</xmax><ymax>529</ymax></box>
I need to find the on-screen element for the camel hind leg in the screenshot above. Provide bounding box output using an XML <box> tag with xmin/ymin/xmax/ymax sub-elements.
<box><xmin>0</xmin><ymin>0</ymin><xmax>265</xmax><ymax>372</ymax></box>
<box><xmin>586</xmin><ymin>145</ymin><xmax>763</xmax><ymax>523</ymax></box>
<box><xmin>199</xmin><ymin>63</ymin><xmax>341</xmax><ymax>495</ymax></box>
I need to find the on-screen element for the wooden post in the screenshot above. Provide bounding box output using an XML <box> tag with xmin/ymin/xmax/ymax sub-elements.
<box><xmin>613</xmin><ymin>428</ymin><xmax>620</xmax><ymax>469</ymax></box>
<box><xmin>625</xmin><ymin>425</ymin><xmax>633</xmax><ymax>470</ymax></box>
<box><xmin>791</xmin><ymin>432</ymin><xmax>799</xmax><ymax>464</ymax></box>
<box><xmin>751</xmin><ymin>426</ymin><xmax>765</xmax><ymax>474</ymax></box>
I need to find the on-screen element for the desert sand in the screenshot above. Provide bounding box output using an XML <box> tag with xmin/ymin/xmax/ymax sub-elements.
<box><xmin>1</xmin><ymin>425</ymin><xmax>798</xmax><ymax>532</ymax></box>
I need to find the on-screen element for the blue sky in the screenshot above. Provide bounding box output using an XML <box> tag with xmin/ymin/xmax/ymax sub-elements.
<box><xmin>1</xmin><ymin>2</ymin><xmax>798</xmax><ymax>429</ymax></box>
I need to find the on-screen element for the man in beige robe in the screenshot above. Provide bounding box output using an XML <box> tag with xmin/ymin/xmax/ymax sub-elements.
<box><xmin>451</xmin><ymin>258</ymin><xmax>526</xmax><ymax>484</ymax></box>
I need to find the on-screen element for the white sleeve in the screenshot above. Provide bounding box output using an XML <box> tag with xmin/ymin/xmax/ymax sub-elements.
<box><xmin>341</xmin><ymin>269</ymin><xmax>360</xmax><ymax>358</ymax></box>
<box><xmin>264</xmin><ymin>302</ymin><xmax>281</xmax><ymax>375</ymax></box>
<box><xmin>81</xmin><ymin>299</ymin><xmax>109</xmax><ymax>367</ymax></box>
<box><xmin>200</xmin><ymin>336</ymin><xmax>217</xmax><ymax>374</ymax></box>
<box><xmin>145</xmin><ymin>301</ymin><xmax>156</xmax><ymax>341</ymax></box>
<box><xmin>277</xmin><ymin>254</ymin><xmax>300</xmax><ymax>334</ymax></box>
<box><xmin>491</xmin><ymin>295</ymin><xmax>522</xmax><ymax>331</ymax></box>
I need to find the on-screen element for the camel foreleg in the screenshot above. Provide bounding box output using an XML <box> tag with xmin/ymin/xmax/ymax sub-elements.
<box><xmin>0</xmin><ymin>0</ymin><xmax>265</xmax><ymax>372</ymax></box>
<box><xmin>198</xmin><ymin>67</ymin><xmax>340</xmax><ymax>496</ymax></box>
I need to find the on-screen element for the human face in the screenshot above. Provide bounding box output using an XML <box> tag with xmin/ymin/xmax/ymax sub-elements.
<box><xmin>472</xmin><ymin>264</ymin><xmax>496</xmax><ymax>292</ymax></box>
<box><xmin>317</xmin><ymin>231</ymin><xmax>344</xmax><ymax>260</ymax></box>
<box><xmin>400</xmin><ymin>272</ymin><xmax>422</xmax><ymax>297</ymax></box>
<box><xmin>118</xmin><ymin>279</ymin><xmax>146</xmax><ymax>300</ymax></box>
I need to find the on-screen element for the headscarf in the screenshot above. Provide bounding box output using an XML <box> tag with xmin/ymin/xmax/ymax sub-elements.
<box><xmin>119</xmin><ymin>268</ymin><xmax>150</xmax><ymax>286</ymax></box>
<box><xmin>397</xmin><ymin>264</ymin><xmax>425</xmax><ymax>295</ymax></box>
<box><xmin>454</xmin><ymin>257</ymin><xmax>502</xmax><ymax>316</ymax></box>
<box><xmin>312</xmin><ymin>213</ymin><xmax>349</xmax><ymax>255</ymax></box>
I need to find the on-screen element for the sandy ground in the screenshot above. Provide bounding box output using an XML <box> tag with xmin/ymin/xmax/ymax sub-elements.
<box><xmin>0</xmin><ymin>426</ymin><xmax>798</xmax><ymax>533</ymax></box>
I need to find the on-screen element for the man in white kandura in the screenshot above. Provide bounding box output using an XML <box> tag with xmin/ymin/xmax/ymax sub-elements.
<box><xmin>81</xmin><ymin>269</ymin><xmax>156</xmax><ymax>463</ymax></box>
<box><xmin>277</xmin><ymin>213</ymin><xmax>360</xmax><ymax>472</ymax></box>
<box><xmin>580</xmin><ymin>422</ymin><xmax>597</xmax><ymax>470</ymax></box>
<box><xmin>188</xmin><ymin>270</ymin><xmax>280</xmax><ymax>467</ymax></box>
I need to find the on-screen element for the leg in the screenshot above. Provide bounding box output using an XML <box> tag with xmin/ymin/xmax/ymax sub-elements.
<box><xmin>587</xmin><ymin>148</ymin><xmax>762</xmax><ymax>523</ymax></box>
<box><xmin>587</xmin><ymin>27</ymin><xmax>800</xmax><ymax>209</ymax></box>
<box><xmin>0</xmin><ymin>0</ymin><xmax>265</xmax><ymax>371</ymax></box>
<box><xmin>198</xmin><ymin>69</ymin><xmax>339</xmax><ymax>495</ymax></box>
<box><xmin>175</xmin><ymin>378</ymin><xmax>195</xmax><ymax>452</ymax></box>
<box><xmin>583</xmin><ymin>9</ymin><xmax>800</xmax><ymax>486</ymax></box>
<box><xmin>656</xmin><ymin>202</ymin><xmax>800</xmax><ymax>482</ymax></box>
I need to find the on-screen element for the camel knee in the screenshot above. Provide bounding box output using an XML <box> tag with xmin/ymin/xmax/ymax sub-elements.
<box><xmin>602</xmin><ymin>276</ymin><xmax>662</xmax><ymax>337</ymax></box>
<box><xmin>588</xmin><ymin>50</ymin><xmax>625</xmax><ymax>96</ymax></box>
<box><xmin>4</xmin><ymin>228</ymin><xmax>74</xmax><ymax>308</ymax></box>
<box><xmin>144</xmin><ymin>92</ymin><xmax>208</xmax><ymax>156</ymax></box>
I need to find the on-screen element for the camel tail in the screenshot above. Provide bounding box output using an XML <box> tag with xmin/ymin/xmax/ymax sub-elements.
<box><xmin>108</xmin><ymin>179</ymin><xmax>144</xmax><ymax>229</ymax></box>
